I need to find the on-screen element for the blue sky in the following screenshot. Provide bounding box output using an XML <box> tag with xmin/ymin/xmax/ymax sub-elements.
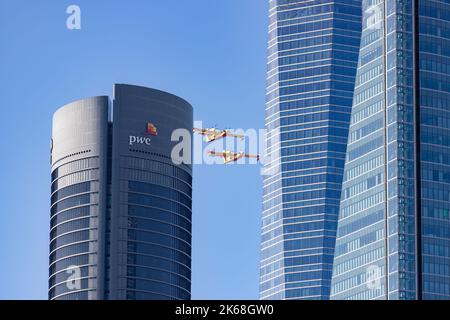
<box><xmin>0</xmin><ymin>0</ymin><xmax>268</xmax><ymax>299</ymax></box>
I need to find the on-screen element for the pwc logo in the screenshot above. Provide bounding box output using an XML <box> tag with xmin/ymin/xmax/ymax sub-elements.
<box><xmin>129</xmin><ymin>122</ymin><xmax>158</xmax><ymax>146</ymax></box>
<box><xmin>146</xmin><ymin>122</ymin><xmax>158</xmax><ymax>136</ymax></box>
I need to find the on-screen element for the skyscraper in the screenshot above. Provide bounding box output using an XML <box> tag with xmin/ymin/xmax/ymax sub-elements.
<box><xmin>260</xmin><ymin>0</ymin><xmax>362</xmax><ymax>299</ymax></box>
<box><xmin>49</xmin><ymin>84</ymin><xmax>193</xmax><ymax>300</ymax></box>
<box><xmin>331</xmin><ymin>0</ymin><xmax>450</xmax><ymax>300</ymax></box>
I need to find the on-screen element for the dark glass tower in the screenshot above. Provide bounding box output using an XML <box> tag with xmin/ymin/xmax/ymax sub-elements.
<box><xmin>49</xmin><ymin>84</ymin><xmax>193</xmax><ymax>300</ymax></box>
<box><xmin>331</xmin><ymin>0</ymin><xmax>450</xmax><ymax>300</ymax></box>
<box><xmin>260</xmin><ymin>0</ymin><xmax>362</xmax><ymax>299</ymax></box>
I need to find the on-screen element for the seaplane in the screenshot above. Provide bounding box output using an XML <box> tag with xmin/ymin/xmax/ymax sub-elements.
<box><xmin>193</xmin><ymin>127</ymin><xmax>245</xmax><ymax>143</ymax></box>
<box><xmin>208</xmin><ymin>150</ymin><xmax>260</xmax><ymax>164</ymax></box>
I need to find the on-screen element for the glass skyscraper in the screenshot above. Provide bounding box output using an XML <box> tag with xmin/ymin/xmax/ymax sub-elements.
<box><xmin>260</xmin><ymin>0</ymin><xmax>362</xmax><ymax>299</ymax></box>
<box><xmin>331</xmin><ymin>0</ymin><xmax>450</xmax><ymax>300</ymax></box>
<box><xmin>49</xmin><ymin>84</ymin><xmax>193</xmax><ymax>300</ymax></box>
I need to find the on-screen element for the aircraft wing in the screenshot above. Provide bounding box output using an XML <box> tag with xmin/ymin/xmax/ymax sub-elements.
<box><xmin>225</xmin><ymin>132</ymin><xmax>245</xmax><ymax>139</ymax></box>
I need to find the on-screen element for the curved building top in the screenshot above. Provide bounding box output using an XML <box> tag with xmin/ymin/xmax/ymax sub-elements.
<box><xmin>113</xmin><ymin>84</ymin><xmax>193</xmax><ymax>172</ymax></box>
<box><xmin>51</xmin><ymin>96</ymin><xmax>109</xmax><ymax>170</ymax></box>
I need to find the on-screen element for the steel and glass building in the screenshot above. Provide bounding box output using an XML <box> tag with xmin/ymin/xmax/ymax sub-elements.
<box><xmin>331</xmin><ymin>0</ymin><xmax>450</xmax><ymax>300</ymax></box>
<box><xmin>260</xmin><ymin>0</ymin><xmax>362</xmax><ymax>299</ymax></box>
<box><xmin>49</xmin><ymin>84</ymin><xmax>193</xmax><ymax>300</ymax></box>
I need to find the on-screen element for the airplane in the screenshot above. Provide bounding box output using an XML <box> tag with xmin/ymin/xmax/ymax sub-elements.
<box><xmin>193</xmin><ymin>127</ymin><xmax>245</xmax><ymax>143</ymax></box>
<box><xmin>208</xmin><ymin>150</ymin><xmax>260</xmax><ymax>164</ymax></box>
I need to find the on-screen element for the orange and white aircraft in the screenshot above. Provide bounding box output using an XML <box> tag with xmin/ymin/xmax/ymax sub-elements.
<box><xmin>193</xmin><ymin>127</ymin><xmax>244</xmax><ymax>143</ymax></box>
<box><xmin>208</xmin><ymin>150</ymin><xmax>260</xmax><ymax>164</ymax></box>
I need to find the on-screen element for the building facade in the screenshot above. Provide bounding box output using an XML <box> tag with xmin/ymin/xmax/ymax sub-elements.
<box><xmin>49</xmin><ymin>84</ymin><xmax>193</xmax><ymax>300</ymax></box>
<box><xmin>260</xmin><ymin>0</ymin><xmax>362</xmax><ymax>299</ymax></box>
<box><xmin>331</xmin><ymin>0</ymin><xmax>450</xmax><ymax>300</ymax></box>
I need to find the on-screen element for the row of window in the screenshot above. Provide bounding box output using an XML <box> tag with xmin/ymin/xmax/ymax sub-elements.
<box><xmin>51</xmin><ymin>182</ymin><xmax>92</xmax><ymax>204</ymax></box>
<box><xmin>282</xmin><ymin>158</ymin><xmax>345</xmax><ymax>172</ymax></box>
<box><xmin>50</xmin><ymin>241</ymin><xmax>92</xmax><ymax>265</ymax></box>
<box><xmin>49</xmin><ymin>253</ymin><xmax>96</xmax><ymax>277</ymax></box>
<box><xmin>127</xmin><ymin>241</ymin><xmax>191</xmax><ymax>267</ymax></box>
<box><xmin>281</xmin><ymin>143</ymin><xmax>345</xmax><ymax>160</ymax></box>
<box><xmin>49</xmin><ymin>265</ymin><xmax>91</xmax><ymax>290</ymax></box>
<box><xmin>127</xmin><ymin>216</ymin><xmax>191</xmax><ymax>243</ymax></box>
<box><xmin>127</xmin><ymin>252</ymin><xmax>190</xmax><ymax>279</ymax></box>
<box><xmin>280</xmin><ymin>120</ymin><xmax>348</xmax><ymax>133</ymax></box>
<box><xmin>284</xmin><ymin>236</ymin><xmax>336</xmax><ymax>252</ymax></box>
<box><xmin>356</xmin><ymin>63</ymin><xmax>383</xmax><ymax>87</ymax></box>
<box><xmin>261</xmin><ymin>269</ymin><xmax>332</xmax><ymax>293</ymax></box>
<box><xmin>421</xmin><ymin>91</ymin><xmax>450</xmax><ymax>111</ymax></box>
<box><xmin>354</xmin><ymin>81</ymin><xmax>383</xmax><ymax>106</ymax></box>
<box><xmin>422</xmin><ymin>108</ymin><xmax>450</xmax><ymax>129</ymax></box>
<box><xmin>51</xmin><ymin>169</ymin><xmax>99</xmax><ymax>193</ymax></box>
<box><xmin>279</xmin><ymin>88</ymin><xmax>354</xmax><ymax>105</ymax></box>
<box><xmin>423</xmin><ymin>258</ymin><xmax>450</xmax><ymax>280</ymax></box>
<box><xmin>52</xmin><ymin>157</ymin><xmax>99</xmax><ymax>182</ymax></box>
<box><xmin>347</xmin><ymin>136</ymin><xmax>384</xmax><ymax>162</ymax></box>
<box><xmin>129</xmin><ymin>181</ymin><xmax>191</xmax><ymax>207</ymax></box>
<box><xmin>50</xmin><ymin>230</ymin><xmax>93</xmax><ymax>253</ymax></box>
<box><xmin>278</xmin><ymin>50</ymin><xmax>358</xmax><ymax>73</ymax></box>
<box><xmin>333</xmin><ymin>246</ymin><xmax>385</xmax><ymax>280</ymax></box>
<box><xmin>121</xmin><ymin>157</ymin><xmax>192</xmax><ymax>183</ymax></box>
<box><xmin>51</xmin><ymin>217</ymin><xmax>95</xmax><ymax>240</ymax></box>
<box><xmin>49</xmin><ymin>278</ymin><xmax>95</xmax><ymax>299</ymax></box>
<box><xmin>280</xmin><ymin>96</ymin><xmax>352</xmax><ymax>112</ymax></box>
<box><xmin>422</xmin><ymin>202</ymin><xmax>450</xmax><ymax>220</ymax></box>
<box><xmin>51</xmin><ymin>290</ymin><xmax>95</xmax><ymax>300</ymax></box>
<box><xmin>127</xmin><ymin>230</ymin><xmax>190</xmax><ymax>258</ymax></box>
<box><xmin>422</xmin><ymin>219</ymin><xmax>450</xmax><ymax>239</ymax></box>
<box><xmin>283</xmin><ymin>189</ymin><xmax>341</xmax><ymax>204</ymax></box>
<box><xmin>128</xmin><ymin>205</ymin><xmax>191</xmax><ymax>232</ymax></box>
<box><xmin>344</xmin><ymin>154</ymin><xmax>384</xmax><ymax>182</ymax></box>
<box><xmin>343</xmin><ymin>172</ymin><xmax>383</xmax><ymax>200</ymax></box>
<box><xmin>262</xmin><ymin>205</ymin><xmax>339</xmax><ymax>229</ymax></box>
<box><xmin>333</xmin><ymin>263</ymin><xmax>385</xmax><ymax>295</ymax></box>
<box><xmin>335</xmin><ymin>228</ymin><xmax>384</xmax><ymax>256</ymax></box>
<box><xmin>262</xmin><ymin>220</ymin><xmax>328</xmax><ymax>244</ymax></box>
<box><xmin>278</xmin><ymin>18</ymin><xmax>361</xmax><ymax>40</ymax></box>
<box><xmin>420</xmin><ymin>54</ymin><xmax>450</xmax><ymax>76</ymax></box>
<box><xmin>276</xmin><ymin>3</ymin><xmax>333</xmax><ymax>21</ymax></box>
<box><xmin>280</xmin><ymin>111</ymin><xmax>350</xmax><ymax>127</ymax></box>
<box><xmin>420</xmin><ymin>18</ymin><xmax>450</xmax><ymax>39</ymax></box>
<box><xmin>276</xmin><ymin>0</ymin><xmax>360</xmax><ymax>10</ymax></box>
<box><xmin>278</xmin><ymin>27</ymin><xmax>335</xmax><ymax>49</ymax></box>
<box><xmin>51</xmin><ymin>206</ymin><xmax>92</xmax><ymax>229</ymax></box>
<box><xmin>348</xmin><ymin>117</ymin><xmax>384</xmax><ymax>144</ymax></box>
<box><xmin>421</xmin><ymin>72</ymin><xmax>450</xmax><ymax>93</ymax></box>
<box><xmin>337</xmin><ymin>209</ymin><xmax>384</xmax><ymax>239</ymax></box>
<box><xmin>422</xmin><ymin>183</ymin><xmax>450</xmax><ymax>202</ymax></box>
<box><xmin>351</xmin><ymin>97</ymin><xmax>383</xmax><ymax>125</ymax></box>
<box><xmin>127</xmin><ymin>193</ymin><xmax>191</xmax><ymax>221</ymax></box>
<box><xmin>51</xmin><ymin>193</ymin><xmax>96</xmax><ymax>216</ymax></box>
<box><xmin>359</xmin><ymin>45</ymin><xmax>383</xmax><ymax>68</ymax></box>
<box><xmin>279</xmin><ymin>65</ymin><xmax>356</xmax><ymax>84</ymax></box>
<box><xmin>420</xmin><ymin>0</ymin><xmax>450</xmax><ymax>20</ymax></box>
<box><xmin>281</xmin><ymin>127</ymin><xmax>348</xmax><ymax>142</ymax></box>
<box><xmin>127</xmin><ymin>266</ymin><xmax>190</xmax><ymax>291</ymax></box>
<box><xmin>422</xmin><ymin>165</ymin><xmax>450</xmax><ymax>184</ymax></box>
<box><xmin>120</xmin><ymin>168</ymin><xmax>191</xmax><ymax>196</ymax></box>
<box><xmin>283</xmin><ymin>173</ymin><xmax>343</xmax><ymax>188</ymax></box>
<box><xmin>423</xmin><ymin>279</ymin><xmax>450</xmax><ymax>297</ymax></box>
<box><xmin>420</xmin><ymin>37</ymin><xmax>450</xmax><ymax>57</ymax></box>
